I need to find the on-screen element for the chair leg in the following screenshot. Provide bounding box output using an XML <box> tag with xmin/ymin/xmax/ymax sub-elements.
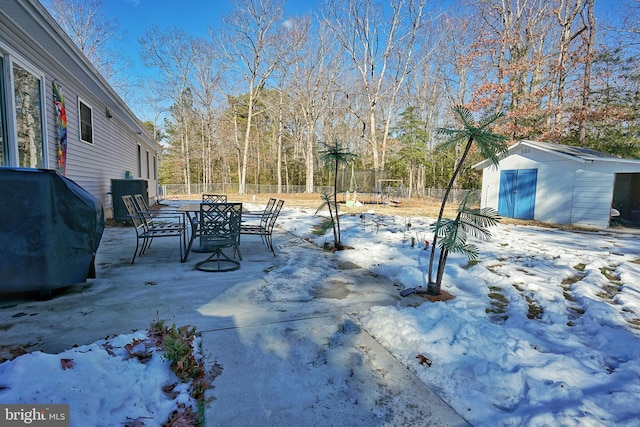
<box><xmin>140</xmin><ymin>236</ymin><xmax>152</xmax><ymax>255</ymax></box>
<box><xmin>131</xmin><ymin>238</ymin><xmax>140</xmax><ymax>264</ymax></box>
<box><xmin>179</xmin><ymin>230</ymin><xmax>186</xmax><ymax>262</ymax></box>
<box><xmin>266</xmin><ymin>233</ymin><xmax>275</xmax><ymax>256</ymax></box>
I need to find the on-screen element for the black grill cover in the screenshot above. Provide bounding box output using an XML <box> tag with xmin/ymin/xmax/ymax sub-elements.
<box><xmin>0</xmin><ymin>167</ymin><xmax>104</xmax><ymax>293</ymax></box>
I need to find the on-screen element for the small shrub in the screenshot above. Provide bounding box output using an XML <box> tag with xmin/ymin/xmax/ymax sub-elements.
<box><xmin>525</xmin><ymin>295</ymin><xmax>544</xmax><ymax>319</ymax></box>
<box><xmin>573</xmin><ymin>263</ymin><xmax>587</xmax><ymax>272</ymax></box>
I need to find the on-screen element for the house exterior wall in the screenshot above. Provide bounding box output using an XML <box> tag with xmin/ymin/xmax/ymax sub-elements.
<box><xmin>0</xmin><ymin>0</ymin><xmax>160</xmax><ymax>218</ymax></box>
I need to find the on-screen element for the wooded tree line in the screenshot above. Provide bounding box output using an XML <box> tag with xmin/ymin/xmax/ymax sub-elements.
<box><xmin>46</xmin><ymin>0</ymin><xmax>640</xmax><ymax>194</ymax></box>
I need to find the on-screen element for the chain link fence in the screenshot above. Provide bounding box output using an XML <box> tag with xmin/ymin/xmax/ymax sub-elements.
<box><xmin>160</xmin><ymin>183</ymin><xmax>480</xmax><ymax>205</ymax></box>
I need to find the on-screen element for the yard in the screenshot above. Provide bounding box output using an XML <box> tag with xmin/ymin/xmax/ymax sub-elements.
<box><xmin>1</xmin><ymin>194</ymin><xmax>639</xmax><ymax>426</ymax></box>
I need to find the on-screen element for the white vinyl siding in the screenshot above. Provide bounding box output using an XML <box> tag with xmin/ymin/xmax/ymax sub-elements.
<box><xmin>570</xmin><ymin>170</ymin><xmax>615</xmax><ymax>229</ymax></box>
<box><xmin>477</xmin><ymin>141</ymin><xmax>640</xmax><ymax>229</ymax></box>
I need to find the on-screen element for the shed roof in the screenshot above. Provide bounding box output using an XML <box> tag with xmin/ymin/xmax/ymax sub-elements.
<box><xmin>473</xmin><ymin>140</ymin><xmax>640</xmax><ymax>170</ymax></box>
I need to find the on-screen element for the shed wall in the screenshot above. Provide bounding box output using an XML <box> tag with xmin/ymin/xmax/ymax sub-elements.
<box><xmin>478</xmin><ymin>141</ymin><xmax>640</xmax><ymax>229</ymax></box>
<box><xmin>570</xmin><ymin>170</ymin><xmax>614</xmax><ymax>229</ymax></box>
<box><xmin>481</xmin><ymin>149</ymin><xmax>579</xmax><ymax>225</ymax></box>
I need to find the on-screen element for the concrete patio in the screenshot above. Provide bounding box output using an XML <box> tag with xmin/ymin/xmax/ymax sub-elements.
<box><xmin>0</xmin><ymin>208</ymin><xmax>469</xmax><ymax>426</ymax></box>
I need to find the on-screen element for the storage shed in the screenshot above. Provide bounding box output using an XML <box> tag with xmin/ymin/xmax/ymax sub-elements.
<box><xmin>472</xmin><ymin>140</ymin><xmax>640</xmax><ymax>229</ymax></box>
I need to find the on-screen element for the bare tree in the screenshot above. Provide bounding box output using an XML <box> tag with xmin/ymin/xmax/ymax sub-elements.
<box><xmin>215</xmin><ymin>0</ymin><xmax>297</xmax><ymax>194</ymax></box>
<box><xmin>578</xmin><ymin>0</ymin><xmax>596</xmax><ymax>143</ymax></box>
<box><xmin>191</xmin><ymin>39</ymin><xmax>223</xmax><ymax>187</ymax></box>
<box><xmin>547</xmin><ymin>0</ymin><xmax>588</xmax><ymax>134</ymax></box>
<box><xmin>44</xmin><ymin>0</ymin><xmax>129</xmax><ymax>90</ymax></box>
<box><xmin>286</xmin><ymin>18</ymin><xmax>344</xmax><ymax>193</ymax></box>
<box><xmin>616</xmin><ymin>0</ymin><xmax>640</xmax><ymax>43</ymax></box>
<box><xmin>139</xmin><ymin>26</ymin><xmax>201</xmax><ymax>188</ymax></box>
<box><xmin>321</xmin><ymin>0</ymin><xmax>428</xmax><ymax>171</ymax></box>
<box><xmin>132</xmin><ymin>78</ymin><xmax>169</xmax><ymax>140</ymax></box>
<box><xmin>473</xmin><ymin>0</ymin><xmax>553</xmax><ymax>115</ymax></box>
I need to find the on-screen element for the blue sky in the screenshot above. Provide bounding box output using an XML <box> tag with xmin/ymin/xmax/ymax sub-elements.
<box><xmin>102</xmin><ymin>0</ymin><xmax>625</xmax><ymax>72</ymax></box>
<box><xmin>101</xmin><ymin>0</ymin><xmax>319</xmax><ymax>83</ymax></box>
<box><xmin>102</xmin><ymin>0</ymin><xmax>318</xmax><ymax>45</ymax></box>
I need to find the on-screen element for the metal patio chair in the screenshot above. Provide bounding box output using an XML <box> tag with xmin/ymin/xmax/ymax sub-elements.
<box><xmin>240</xmin><ymin>199</ymin><xmax>284</xmax><ymax>256</ymax></box>
<box><xmin>194</xmin><ymin>194</ymin><xmax>229</xmax><ymax>233</ymax></box>
<box><xmin>202</xmin><ymin>194</ymin><xmax>228</xmax><ymax>203</ymax></box>
<box><xmin>121</xmin><ymin>195</ymin><xmax>187</xmax><ymax>264</ymax></box>
<box><xmin>194</xmin><ymin>202</ymin><xmax>243</xmax><ymax>272</ymax></box>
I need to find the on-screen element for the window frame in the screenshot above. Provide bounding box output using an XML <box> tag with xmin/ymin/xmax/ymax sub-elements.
<box><xmin>0</xmin><ymin>42</ymin><xmax>48</xmax><ymax>169</ymax></box>
<box><xmin>0</xmin><ymin>56</ymin><xmax>7</xmax><ymax>166</ymax></box>
<box><xmin>78</xmin><ymin>97</ymin><xmax>94</xmax><ymax>145</ymax></box>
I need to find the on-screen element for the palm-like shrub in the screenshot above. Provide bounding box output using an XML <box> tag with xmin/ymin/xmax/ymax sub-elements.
<box><xmin>426</xmin><ymin>105</ymin><xmax>508</xmax><ymax>295</ymax></box>
<box><xmin>317</xmin><ymin>140</ymin><xmax>357</xmax><ymax>250</ymax></box>
<box><xmin>430</xmin><ymin>196</ymin><xmax>500</xmax><ymax>286</ymax></box>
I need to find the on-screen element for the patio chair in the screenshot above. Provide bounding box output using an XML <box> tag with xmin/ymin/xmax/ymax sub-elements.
<box><xmin>242</xmin><ymin>197</ymin><xmax>276</xmax><ymax>222</ymax></box>
<box><xmin>194</xmin><ymin>202</ymin><xmax>243</xmax><ymax>272</ymax></box>
<box><xmin>194</xmin><ymin>194</ymin><xmax>228</xmax><ymax>234</ymax></box>
<box><xmin>133</xmin><ymin>193</ymin><xmax>180</xmax><ymax>214</ymax></box>
<box><xmin>133</xmin><ymin>194</ymin><xmax>183</xmax><ymax>222</ymax></box>
<box><xmin>240</xmin><ymin>199</ymin><xmax>284</xmax><ymax>256</ymax></box>
<box><xmin>121</xmin><ymin>195</ymin><xmax>187</xmax><ymax>264</ymax></box>
<box><xmin>240</xmin><ymin>198</ymin><xmax>275</xmax><ymax>240</ymax></box>
<box><xmin>202</xmin><ymin>194</ymin><xmax>227</xmax><ymax>203</ymax></box>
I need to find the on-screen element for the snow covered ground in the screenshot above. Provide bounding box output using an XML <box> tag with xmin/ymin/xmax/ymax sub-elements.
<box><xmin>1</xmin><ymin>201</ymin><xmax>639</xmax><ymax>426</ymax></box>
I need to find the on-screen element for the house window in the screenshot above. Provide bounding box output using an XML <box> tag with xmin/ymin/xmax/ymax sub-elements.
<box><xmin>14</xmin><ymin>63</ymin><xmax>44</xmax><ymax>168</ymax></box>
<box><xmin>78</xmin><ymin>99</ymin><xmax>93</xmax><ymax>144</ymax></box>
<box><xmin>0</xmin><ymin>57</ymin><xmax>6</xmax><ymax>166</ymax></box>
<box><xmin>146</xmin><ymin>150</ymin><xmax>150</xmax><ymax>178</ymax></box>
<box><xmin>0</xmin><ymin>52</ymin><xmax>46</xmax><ymax>168</ymax></box>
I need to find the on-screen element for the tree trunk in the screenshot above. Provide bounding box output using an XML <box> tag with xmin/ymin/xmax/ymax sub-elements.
<box><xmin>277</xmin><ymin>101</ymin><xmax>284</xmax><ymax>194</ymax></box>
<box><xmin>333</xmin><ymin>159</ymin><xmax>341</xmax><ymax>247</ymax></box>
<box><xmin>305</xmin><ymin>123</ymin><xmax>315</xmax><ymax>193</ymax></box>
<box><xmin>579</xmin><ymin>0</ymin><xmax>596</xmax><ymax>143</ymax></box>
<box><xmin>239</xmin><ymin>92</ymin><xmax>255</xmax><ymax>194</ymax></box>
<box><xmin>427</xmin><ymin>136</ymin><xmax>474</xmax><ymax>294</ymax></box>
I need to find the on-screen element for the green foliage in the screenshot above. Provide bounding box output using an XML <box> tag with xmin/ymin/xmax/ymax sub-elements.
<box><xmin>395</xmin><ymin>107</ymin><xmax>430</xmax><ymax>164</ymax></box>
<box><xmin>147</xmin><ymin>319</ymin><xmax>217</xmax><ymax>426</ymax></box>
<box><xmin>317</xmin><ymin>141</ymin><xmax>357</xmax><ymax>249</ymax></box>
<box><xmin>426</xmin><ymin>105</ymin><xmax>507</xmax><ymax>294</ymax></box>
<box><xmin>318</xmin><ymin>140</ymin><xmax>359</xmax><ymax>167</ymax></box>
<box><xmin>161</xmin><ymin>323</ymin><xmax>202</xmax><ymax>381</ymax></box>
<box><xmin>431</xmin><ymin>202</ymin><xmax>500</xmax><ymax>261</ymax></box>
<box><xmin>560</xmin><ymin>47</ymin><xmax>640</xmax><ymax>159</ymax></box>
<box><xmin>436</xmin><ymin>106</ymin><xmax>509</xmax><ymax>166</ymax></box>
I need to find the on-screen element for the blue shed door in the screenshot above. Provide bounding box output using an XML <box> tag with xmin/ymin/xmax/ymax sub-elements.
<box><xmin>498</xmin><ymin>170</ymin><xmax>516</xmax><ymax>217</ymax></box>
<box><xmin>498</xmin><ymin>169</ymin><xmax>537</xmax><ymax>220</ymax></box>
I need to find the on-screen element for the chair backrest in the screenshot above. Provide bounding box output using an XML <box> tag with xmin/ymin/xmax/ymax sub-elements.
<box><xmin>266</xmin><ymin>200</ymin><xmax>285</xmax><ymax>232</ymax></box>
<box><xmin>199</xmin><ymin>202</ymin><xmax>242</xmax><ymax>249</ymax></box>
<box><xmin>132</xmin><ymin>193</ymin><xmax>163</xmax><ymax>228</ymax></box>
<box><xmin>260</xmin><ymin>198</ymin><xmax>277</xmax><ymax>226</ymax></box>
<box><xmin>202</xmin><ymin>194</ymin><xmax>227</xmax><ymax>203</ymax></box>
<box><xmin>133</xmin><ymin>194</ymin><xmax>150</xmax><ymax>213</ymax></box>
<box><xmin>121</xmin><ymin>195</ymin><xmax>146</xmax><ymax>230</ymax></box>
